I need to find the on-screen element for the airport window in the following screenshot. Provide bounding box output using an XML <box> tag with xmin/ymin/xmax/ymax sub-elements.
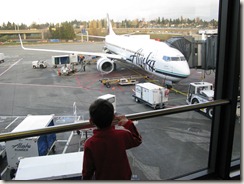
<box><xmin>128</xmin><ymin>113</ymin><xmax>212</xmax><ymax>179</ymax></box>
<box><xmin>0</xmin><ymin>0</ymin><xmax>240</xmax><ymax>180</ymax></box>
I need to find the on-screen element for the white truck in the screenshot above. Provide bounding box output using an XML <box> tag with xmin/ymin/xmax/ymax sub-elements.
<box><xmin>32</xmin><ymin>60</ymin><xmax>47</xmax><ymax>69</ymax></box>
<box><xmin>0</xmin><ymin>53</ymin><xmax>5</xmax><ymax>63</ymax></box>
<box><xmin>132</xmin><ymin>82</ymin><xmax>169</xmax><ymax>109</ymax></box>
<box><xmin>5</xmin><ymin>115</ymin><xmax>56</xmax><ymax>170</ymax></box>
<box><xmin>186</xmin><ymin>82</ymin><xmax>214</xmax><ymax>118</ymax></box>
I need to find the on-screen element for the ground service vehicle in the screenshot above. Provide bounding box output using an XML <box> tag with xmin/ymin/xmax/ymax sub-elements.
<box><xmin>32</xmin><ymin>60</ymin><xmax>47</xmax><ymax>69</ymax></box>
<box><xmin>100</xmin><ymin>78</ymin><xmax>137</xmax><ymax>88</ymax></box>
<box><xmin>58</xmin><ymin>64</ymin><xmax>75</xmax><ymax>76</ymax></box>
<box><xmin>99</xmin><ymin>75</ymin><xmax>147</xmax><ymax>88</ymax></box>
<box><xmin>0</xmin><ymin>53</ymin><xmax>5</xmax><ymax>63</ymax></box>
<box><xmin>186</xmin><ymin>82</ymin><xmax>214</xmax><ymax>118</ymax></box>
<box><xmin>132</xmin><ymin>82</ymin><xmax>169</xmax><ymax>109</ymax></box>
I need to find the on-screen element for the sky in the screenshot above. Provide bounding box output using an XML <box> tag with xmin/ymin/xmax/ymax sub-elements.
<box><xmin>0</xmin><ymin>0</ymin><xmax>219</xmax><ymax>26</ymax></box>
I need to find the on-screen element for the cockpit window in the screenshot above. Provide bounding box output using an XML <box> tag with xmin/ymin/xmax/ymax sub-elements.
<box><xmin>163</xmin><ymin>56</ymin><xmax>186</xmax><ymax>61</ymax></box>
<box><xmin>163</xmin><ymin>56</ymin><xmax>170</xmax><ymax>61</ymax></box>
<box><xmin>171</xmin><ymin>57</ymin><xmax>181</xmax><ymax>61</ymax></box>
<box><xmin>180</xmin><ymin>57</ymin><xmax>186</xmax><ymax>61</ymax></box>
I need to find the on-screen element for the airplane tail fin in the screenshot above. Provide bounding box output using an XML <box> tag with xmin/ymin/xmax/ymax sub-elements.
<box><xmin>107</xmin><ymin>14</ymin><xmax>116</xmax><ymax>35</ymax></box>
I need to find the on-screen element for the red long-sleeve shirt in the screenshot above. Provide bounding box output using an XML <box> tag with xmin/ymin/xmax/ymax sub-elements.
<box><xmin>82</xmin><ymin>120</ymin><xmax>142</xmax><ymax>180</ymax></box>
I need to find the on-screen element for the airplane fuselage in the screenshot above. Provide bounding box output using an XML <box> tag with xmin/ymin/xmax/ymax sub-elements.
<box><xmin>105</xmin><ymin>35</ymin><xmax>190</xmax><ymax>82</ymax></box>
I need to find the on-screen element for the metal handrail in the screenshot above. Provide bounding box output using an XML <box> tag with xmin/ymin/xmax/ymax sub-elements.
<box><xmin>0</xmin><ymin>99</ymin><xmax>230</xmax><ymax>142</ymax></box>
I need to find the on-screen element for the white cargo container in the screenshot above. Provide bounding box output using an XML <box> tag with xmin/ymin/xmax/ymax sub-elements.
<box><xmin>5</xmin><ymin>115</ymin><xmax>56</xmax><ymax>169</ymax></box>
<box><xmin>15</xmin><ymin>152</ymin><xmax>83</xmax><ymax>180</ymax></box>
<box><xmin>132</xmin><ymin>82</ymin><xmax>169</xmax><ymax>109</ymax></box>
<box><xmin>52</xmin><ymin>54</ymin><xmax>79</xmax><ymax>67</ymax></box>
<box><xmin>0</xmin><ymin>53</ymin><xmax>5</xmax><ymax>63</ymax></box>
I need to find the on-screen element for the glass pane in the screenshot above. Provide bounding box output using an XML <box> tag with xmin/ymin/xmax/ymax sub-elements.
<box><xmin>129</xmin><ymin>111</ymin><xmax>212</xmax><ymax>180</ymax></box>
<box><xmin>0</xmin><ymin>0</ymin><xmax>220</xmax><ymax>180</ymax></box>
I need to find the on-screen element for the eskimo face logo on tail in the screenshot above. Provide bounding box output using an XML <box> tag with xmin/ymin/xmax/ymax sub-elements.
<box><xmin>129</xmin><ymin>49</ymin><xmax>156</xmax><ymax>72</ymax></box>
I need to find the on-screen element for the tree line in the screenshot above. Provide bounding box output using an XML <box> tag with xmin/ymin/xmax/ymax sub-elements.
<box><xmin>0</xmin><ymin>17</ymin><xmax>218</xmax><ymax>40</ymax></box>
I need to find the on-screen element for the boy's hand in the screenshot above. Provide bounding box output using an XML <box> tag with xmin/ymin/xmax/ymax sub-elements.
<box><xmin>114</xmin><ymin>115</ymin><xmax>129</xmax><ymax>126</ymax></box>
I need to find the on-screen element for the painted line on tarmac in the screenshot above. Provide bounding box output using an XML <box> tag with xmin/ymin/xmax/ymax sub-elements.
<box><xmin>0</xmin><ymin>81</ymin><xmax>103</xmax><ymax>92</ymax></box>
<box><xmin>171</xmin><ymin>88</ymin><xmax>187</xmax><ymax>96</ymax></box>
<box><xmin>0</xmin><ymin>82</ymin><xmax>86</xmax><ymax>89</ymax></box>
<box><xmin>0</xmin><ymin>58</ymin><xmax>23</xmax><ymax>77</ymax></box>
<box><xmin>5</xmin><ymin>117</ymin><xmax>19</xmax><ymax>129</ymax></box>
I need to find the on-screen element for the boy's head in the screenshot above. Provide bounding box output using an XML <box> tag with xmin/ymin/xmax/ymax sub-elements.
<box><xmin>89</xmin><ymin>99</ymin><xmax>114</xmax><ymax>129</ymax></box>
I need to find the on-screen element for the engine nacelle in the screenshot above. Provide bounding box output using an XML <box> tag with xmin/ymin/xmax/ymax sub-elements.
<box><xmin>96</xmin><ymin>57</ymin><xmax>114</xmax><ymax>74</ymax></box>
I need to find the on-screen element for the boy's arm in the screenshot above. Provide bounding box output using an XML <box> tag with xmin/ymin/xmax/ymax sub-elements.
<box><xmin>115</xmin><ymin>115</ymin><xmax>142</xmax><ymax>148</ymax></box>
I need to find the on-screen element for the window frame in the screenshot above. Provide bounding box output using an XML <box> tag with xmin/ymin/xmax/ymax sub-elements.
<box><xmin>199</xmin><ymin>0</ymin><xmax>240</xmax><ymax>179</ymax></box>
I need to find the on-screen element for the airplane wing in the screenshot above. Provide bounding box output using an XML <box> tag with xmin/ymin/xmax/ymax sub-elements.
<box><xmin>18</xmin><ymin>34</ymin><xmax>122</xmax><ymax>60</ymax></box>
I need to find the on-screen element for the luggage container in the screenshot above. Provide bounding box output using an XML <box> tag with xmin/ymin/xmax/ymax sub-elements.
<box><xmin>132</xmin><ymin>82</ymin><xmax>169</xmax><ymax>109</ymax></box>
<box><xmin>5</xmin><ymin>115</ymin><xmax>56</xmax><ymax>169</ymax></box>
<box><xmin>15</xmin><ymin>152</ymin><xmax>83</xmax><ymax>180</ymax></box>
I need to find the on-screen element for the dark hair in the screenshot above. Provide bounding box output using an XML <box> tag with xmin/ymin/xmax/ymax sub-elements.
<box><xmin>89</xmin><ymin>99</ymin><xmax>114</xmax><ymax>129</ymax></box>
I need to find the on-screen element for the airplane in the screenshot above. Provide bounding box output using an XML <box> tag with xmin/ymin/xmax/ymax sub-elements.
<box><xmin>19</xmin><ymin>15</ymin><xmax>190</xmax><ymax>83</ymax></box>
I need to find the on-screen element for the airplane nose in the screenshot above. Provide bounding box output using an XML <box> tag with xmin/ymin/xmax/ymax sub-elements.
<box><xmin>174</xmin><ymin>62</ymin><xmax>190</xmax><ymax>78</ymax></box>
<box><xmin>183</xmin><ymin>64</ymin><xmax>190</xmax><ymax>76</ymax></box>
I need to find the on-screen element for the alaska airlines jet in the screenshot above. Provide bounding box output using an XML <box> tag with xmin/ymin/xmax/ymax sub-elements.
<box><xmin>19</xmin><ymin>15</ymin><xmax>190</xmax><ymax>82</ymax></box>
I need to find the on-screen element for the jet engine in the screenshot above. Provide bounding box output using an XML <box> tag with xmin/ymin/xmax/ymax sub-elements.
<box><xmin>96</xmin><ymin>57</ymin><xmax>114</xmax><ymax>74</ymax></box>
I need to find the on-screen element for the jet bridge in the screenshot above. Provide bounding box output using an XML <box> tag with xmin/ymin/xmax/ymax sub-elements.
<box><xmin>166</xmin><ymin>35</ymin><xmax>218</xmax><ymax>70</ymax></box>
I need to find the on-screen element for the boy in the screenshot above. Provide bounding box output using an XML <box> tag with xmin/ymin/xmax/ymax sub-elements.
<box><xmin>82</xmin><ymin>99</ymin><xmax>142</xmax><ymax>180</ymax></box>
